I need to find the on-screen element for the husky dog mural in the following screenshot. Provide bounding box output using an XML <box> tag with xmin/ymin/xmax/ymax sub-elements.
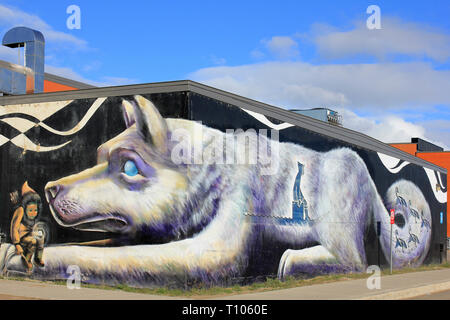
<box><xmin>0</xmin><ymin>96</ymin><xmax>433</xmax><ymax>287</ymax></box>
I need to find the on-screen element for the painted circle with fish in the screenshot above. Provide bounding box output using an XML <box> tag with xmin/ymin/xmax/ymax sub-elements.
<box><xmin>382</xmin><ymin>180</ymin><xmax>432</xmax><ymax>268</ymax></box>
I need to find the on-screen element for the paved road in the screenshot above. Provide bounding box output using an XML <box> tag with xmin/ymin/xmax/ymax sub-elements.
<box><xmin>0</xmin><ymin>293</ymin><xmax>41</xmax><ymax>300</ymax></box>
<box><xmin>0</xmin><ymin>278</ymin><xmax>185</xmax><ymax>300</ymax></box>
<box><xmin>216</xmin><ymin>268</ymin><xmax>450</xmax><ymax>300</ymax></box>
<box><xmin>1</xmin><ymin>268</ymin><xmax>450</xmax><ymax>300</ymax></box>
<box><xmin>409</xmin><ymin>289</ymin><xmax>450</xmax><ymax>300</ymax></box>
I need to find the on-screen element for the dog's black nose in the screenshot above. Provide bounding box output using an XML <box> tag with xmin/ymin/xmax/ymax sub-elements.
<box><xmin>46</xmin><ymin>184</ymin><xmax>62</xmax><ymax>200</ymax></box>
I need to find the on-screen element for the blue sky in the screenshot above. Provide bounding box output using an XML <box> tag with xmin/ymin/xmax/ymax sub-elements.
<box><xmin>0</xmin><ymin>0</ymin><xmax>449</xmax><ymax>149</ymax></box>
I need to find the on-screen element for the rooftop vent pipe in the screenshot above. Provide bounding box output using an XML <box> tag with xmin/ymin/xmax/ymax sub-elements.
<box><xmin>2</xmin><ymin>26</ymin><xmax>45</xmax><ymax>93</ymax></box>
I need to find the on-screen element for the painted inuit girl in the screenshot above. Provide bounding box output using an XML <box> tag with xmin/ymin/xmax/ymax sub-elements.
<box><xmin>10</xmin><ymin>182</ymin><xmax>45</xmax><ymax>271</ymax></box>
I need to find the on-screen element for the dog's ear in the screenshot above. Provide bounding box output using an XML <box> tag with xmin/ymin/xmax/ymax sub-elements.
<box><xmin>122</xmin><ymin>99</ymin><xmax>136</xmax><ymax>128</ymax></box>
<box><xmin>125</xmin><ymin>95</ymin><xmax>168</xmax><ymax>154</ymax></box>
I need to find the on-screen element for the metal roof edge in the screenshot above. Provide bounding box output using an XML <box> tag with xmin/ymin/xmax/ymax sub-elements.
<box><xmin>0</xmin><ymin>80</ymin><xmax>190</xmax><ymax>105</ymax></box>
<box><xmin>0</xmin><ymin>79</ymin><xmax>446</xmax><ymax>174</ymax></box>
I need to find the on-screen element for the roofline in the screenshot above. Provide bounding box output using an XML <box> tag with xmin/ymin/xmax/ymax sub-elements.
<box><xmin>0</xmin><ymin>80</ymin><xmax>446</xmax><ymax>174</ymax></box>
<box><xmin>289</xmin><ymin>108</ymin><xmax>337</xmax><ymax>111</ymax></box>
<box><xmin>0</xmin><ymin>80</ymin><xmax>189</xmax><ymax>104</ymax></box>
<box><xmin>44</xmin><ymin>73</ymin><xmax>97</xmax><ymax>90</ymax></box>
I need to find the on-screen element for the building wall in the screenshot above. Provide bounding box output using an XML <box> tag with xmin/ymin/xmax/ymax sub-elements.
<box><xmin>416</xmin><ymin>152</ymin><xmax>450</xmax><ymax>238</ymax></box>
<box><xmin>0</xmin><ymin>92</ymin><xmax>446</xmax><ymax>288</ymax></box>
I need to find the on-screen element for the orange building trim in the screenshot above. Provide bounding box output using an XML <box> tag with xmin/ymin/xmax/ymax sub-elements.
<box><xmin>44</xmin><ymin>80</ymin><xmax>78</xmax><ymax>93</ymax></box>
<box><xmin>390</xmin><ymin>143</ymin><xmax>417</xmax><ymax>156</ymax></box>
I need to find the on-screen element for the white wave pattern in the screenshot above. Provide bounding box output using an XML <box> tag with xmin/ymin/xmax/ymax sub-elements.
<box><xmin>10</xmin><ymin>134</ymin><xmax>72</xmax><ymax>152</ymax></box>
<box><xmin>38</xmin><ymin>98</ymin><xmax>106</xmax><ymax>136</ymax></box>
<box><xmin>437</xmin><ymin>171</ymin><xmax>446</xmax><ymax>191</ymax></box>
<box><xmin>378</xmin><ymin>152</ymin><xmax>447</xmax><ymax>204</ymax></box>
<box><xmin>0</xmin><ymin>134</ymin><xmax>9</xmax><ymax>147</ymax></box>
<box><xmin>377</xmin><ymin>152</ymin><xmax>410</xmax><ymax>174</ymax></box>
<box><xmin>0</xmin><ymin>97</ymin><xmax>106</xmax><ymax>152</ymax></box>
<box><xmin>424</xmin><ymin>168</ymin><xmax>447</xmax><ymax>204</ymax></box>
<box><xmin>241</xmin><ymin>108</ymin><xmax>294</xmax><ymax>130</ymax></box>
<box><xmin>1</xmin><ymin>117</ymin><xmax>36</xmax><ymax>133</ymax></box>
<box><xmin>0</xmin><ymin>100</ymin><xmax>73</xmax><ymax>121</ymax></box>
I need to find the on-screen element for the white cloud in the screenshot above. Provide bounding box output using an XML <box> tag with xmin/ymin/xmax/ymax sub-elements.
<box><xmin>209</xmin><ymin>55</ymin><xmax>226</xmax><ymax>66</ymax></box>
<box><xmin>191</xmin><ymin>60</ymin><xmax>450</xmax><ymax>148</ymax></box>
<box><xmin>203</xmin><ymin>17</ymin><xmax>450</xmax><ymax>149</ymax></box>
<box><xmin>313</xmin><ymin>18</ymin><xmax>450</xmax><ymax>62</ymax></box>
<box><xmin>415</xmin><ymin>119</ymin><xmax>450</xmax><ymax>150</ymax></box>
<box><xmin>340</xmin><ymin>109</ymin><xmax>422</xmax><ymax>142</ymax></box>
<box><xmin>0</xmin><ymin>45</ymin><xmax>18</xmax><ymax>63</ymax></box>
<box><xmin>250</xmin><ymin>49</ymin><xmax>265</xmax><ymax>60</ymax></box>
<box><xmin>0</xmin><ymin>5</ymin><xmax>137</xmax><ymax>89</ymax></box>
<box><xmin>338</xmin><ymin>109</ymin><xmax>450</xmax><ymax>150</ymax></box>
<box><xmin>0</xmin><ymin>4</ymin><xmax>88</xmax><ymax>50</ymax></box>
<box><xmin>82</xmin><ymin>60</ymin><xmax>102</xmax><ymax>73</ymax></box>
<box><xmin>190</xmin><ymin>61</ymin><xmax>450</xmax><ymax>111</ymax></box>
<box><xmin>189</xmin><ymin>52</ymin><xmax>450</xmax><ymax>148</ymax></box>
<box><xmin>262</xmin><ymin>36</ymin><xmax>299</xmax><ymax>60</ymax></box>
<box><xmin>100</xmin><ymin>76</ymin><xmax>138</xmax><ymax>86</ymax></box>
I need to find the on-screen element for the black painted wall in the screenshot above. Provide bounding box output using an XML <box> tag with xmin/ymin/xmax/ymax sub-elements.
<box><xmin>0</xmin><ymin>90</ymin><xmax>446</xmax><ymax>273</ymax></box>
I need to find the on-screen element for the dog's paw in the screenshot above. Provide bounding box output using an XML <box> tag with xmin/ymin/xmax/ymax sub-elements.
<box><xmin>277</xmin><ymin>246</ymin><xmax>348</xmax><ymax>280</ymax></box>
<box><xmin>277</xmin><ymin>249</ymin><xmax>294</xmax><ymax>280</ymax></box>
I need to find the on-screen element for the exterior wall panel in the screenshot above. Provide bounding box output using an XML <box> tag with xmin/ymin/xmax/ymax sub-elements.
<box><xmin>0</xmin><ymin>85</ymin><xmax>446</xmax><ymax>287</ymax></box>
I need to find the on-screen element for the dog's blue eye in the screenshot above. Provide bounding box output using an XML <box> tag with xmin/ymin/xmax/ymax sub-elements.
<box><xmin>123</xmin><ymin>160</ymin><xmax>138</xmax><ymax>176</ymax></box>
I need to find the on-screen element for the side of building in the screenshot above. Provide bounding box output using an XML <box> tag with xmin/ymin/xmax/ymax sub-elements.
<box><xmin>0</xmin><ymin>82</ymin><xmax>446</xmax><ymax>288</ymax></box>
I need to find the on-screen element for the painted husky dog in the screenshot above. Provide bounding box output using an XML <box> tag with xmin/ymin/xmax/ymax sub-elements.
<box><xmin>0</xmin><ymin>96</ymin><xmax>432</xmax><ymax>286</ymax></box>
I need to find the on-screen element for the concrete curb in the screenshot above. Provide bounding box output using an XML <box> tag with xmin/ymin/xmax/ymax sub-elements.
<box><xmin>358</xmin><ymin>281</ymin><xmax>450</xmax><ymax>300</ymax></box>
